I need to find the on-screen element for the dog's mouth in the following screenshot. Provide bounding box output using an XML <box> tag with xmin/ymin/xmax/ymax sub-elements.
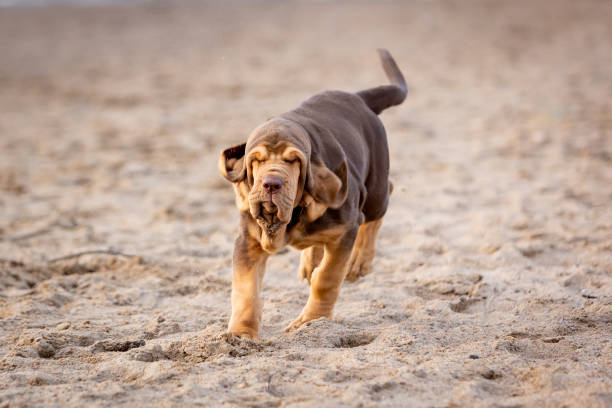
<box><xmin>254</xmin><ymin>199</ymin><xmax>286</xmax><ymax>235</ymax></box>
<box><xmin>260</xmin><ymin>200</ymin><xmax>279</xmax><ymax>224</ymax></box>
<box><xmin>249</xmin><ymin>179</ymin><xmax>296</xmax><ymax>239</ymax></box>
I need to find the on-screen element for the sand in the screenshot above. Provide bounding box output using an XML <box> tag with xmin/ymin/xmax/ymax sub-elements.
<box><xmin>0</xmin><ymin>0</ymin><xmax>611</xmax><ymax>406</ymax></box>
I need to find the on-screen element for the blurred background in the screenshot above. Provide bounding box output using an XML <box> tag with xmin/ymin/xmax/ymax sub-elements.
<box><xmin>1</xmin><ymin>0</ymin><xmax>609</xmax><ymax>262</ymax></box>
<box><xmin>0</xmin><ymin>0</ymin><xmax>610</xmax><ymax>406</ymax></box>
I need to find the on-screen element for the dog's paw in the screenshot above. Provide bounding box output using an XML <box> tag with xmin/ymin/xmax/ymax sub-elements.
<box><xmin>218</xmin><ymin>331</ymin><xmax>262</xmax><ymax>347</ymax></box>
<box><xmin>222</xmin><ymin>328</ymin><xmax>258</xmax><ymax>341</ymax></box>
<box><xmin>285</xmin><ymin>309</ymin><xmax>330</xmax><ymax>332</ymax></box>
<box><xmin>285</xmin><ymin>312</ymin><xmax>327</xmax><ymax>332</ymax></box>
<box><xmin>345</xmin><ymin>248</ymin><xmax>375</xmax><ymax>283</ymax></box>
<box><xmin>285</xmin><ymin>315</ymin><xmax>308</xmax><ymax>332</ymax></box>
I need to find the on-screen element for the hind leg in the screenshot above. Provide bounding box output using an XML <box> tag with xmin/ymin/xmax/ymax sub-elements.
<box><xmin>345</xmin><ymin>218</ymin><xmax>383</xmax><ymax>282</ymax></box>
<box><xmin>298</xmin><ymin>245</ymin><xmax>324</xmax><ymax>285</ymax></box>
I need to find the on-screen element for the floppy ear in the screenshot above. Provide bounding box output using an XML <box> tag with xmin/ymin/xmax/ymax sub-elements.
<box><xmin>218</xmin><ymin>143</ymin><xmax>246</xmax><ymax>183</ymax></box>
<box><xmin>306</xmin><ymin>157</ymin><xmax>349</xmax><ymax>209</ymax></box>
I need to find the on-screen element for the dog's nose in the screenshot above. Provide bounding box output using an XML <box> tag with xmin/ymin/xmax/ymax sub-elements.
<box><xmin>262</xmin><ymin>175</ymin><xmax>283</xmax><ymax>194</ymax></box>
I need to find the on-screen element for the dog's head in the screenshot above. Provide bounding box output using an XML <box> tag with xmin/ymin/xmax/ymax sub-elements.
<box><xmin>219</xmin><ymin>118</ymin><xmax>348</xmax><ymax>253</ymax></box>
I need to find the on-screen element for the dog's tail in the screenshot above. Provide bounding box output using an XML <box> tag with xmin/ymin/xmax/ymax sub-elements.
<box><xmin>357</xmin><ymin>49</ymin><xmax>407</xmax><ymax>115</ymax></box>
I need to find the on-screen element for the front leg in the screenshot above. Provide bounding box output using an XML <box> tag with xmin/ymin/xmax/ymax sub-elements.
<box><xmin>298</xmin><ymin>245</ymin><xmax>324</xmax><ymax>284</ymax></box>
<box><xmin>286</xmin><ymin>228</ymin><xmax>357</xmax><ymax>331</ymax></box>
<box><xmin>228</xmin><ymin>234</ymin><xmax>269</xmax><ymax>339</ymax></box>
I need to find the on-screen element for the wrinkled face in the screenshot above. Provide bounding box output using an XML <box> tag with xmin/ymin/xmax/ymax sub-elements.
<box><xmin>219</xmin><ymin>118</ymin><xmax>348</xmax><ymax>254</ymax></box>
<box><xmin>246</xmin><ymin>142</ymin><xmax>305</xmax><ymax>236</ymax></box>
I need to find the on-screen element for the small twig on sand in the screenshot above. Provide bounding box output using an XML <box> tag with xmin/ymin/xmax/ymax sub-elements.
<box><xmin>7</xmin><ymin>214</ymin><xmax>77</xmax><ymax>242</ymax></box>
<box><xmin>47</xmin><ymin>249</ymin><xmax>140</xmax><ymax>263</ymax></box>
<box><xmin>9</xmin><ymin>222</ymin><xmax>59</xmax><ymax>242</ymax></box>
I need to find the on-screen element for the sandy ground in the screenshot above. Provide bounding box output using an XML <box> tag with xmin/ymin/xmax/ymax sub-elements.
<box><xmin>0</xmin><ymin>0</ymin><xmax>611</xmax><ymax>406</ymax></box>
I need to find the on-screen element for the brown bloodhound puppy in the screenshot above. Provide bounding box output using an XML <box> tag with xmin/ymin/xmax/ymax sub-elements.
<box><xmin>219</xmin><ymin>49</ymin><xmax>407</xmax><ymax>339</ymax></box>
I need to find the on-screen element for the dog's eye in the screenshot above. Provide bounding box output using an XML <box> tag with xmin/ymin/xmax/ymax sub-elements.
<box><xmin>283</xmin><ymin>158</ymin><xmax>298</xmax><ymax>164</ymax></box>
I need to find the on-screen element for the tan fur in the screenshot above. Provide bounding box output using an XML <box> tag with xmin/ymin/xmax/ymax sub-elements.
<box><xmin>285</xmin><ymin>237</ymin><xmax>355</xmax><ymax>332</ymax></box>
<box><xmin>288</xmin><ymin>224</ymin><xmax>347</xmax><ymax>250</ymax></box>
<box><xmin>228</xmin><ymin>234</ymin><xmax>269</xmax><ymax>340</ymax></box>
<box><xmin>248</xmin><ymin>149</ymin><xmax>301</xmax><ymax>225</ymax></box>
<box><xmin>345</xmin><ymin>218</ymin><xmax>383</xmax><ymax>282</ymax></box>
<box><xmin>233</xmin><ymin>182</ymin><xmax>250</xmax><ymax>212</ymax></box>
<box><xmin>298</xmin><ymin>245</ymin><xmax>323</xmax><ymax>284</ymax></box>
<box><xmin>299</xmin><ymin>192</ymin><xmax>328</xmax><ymax>222</ymax></box>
